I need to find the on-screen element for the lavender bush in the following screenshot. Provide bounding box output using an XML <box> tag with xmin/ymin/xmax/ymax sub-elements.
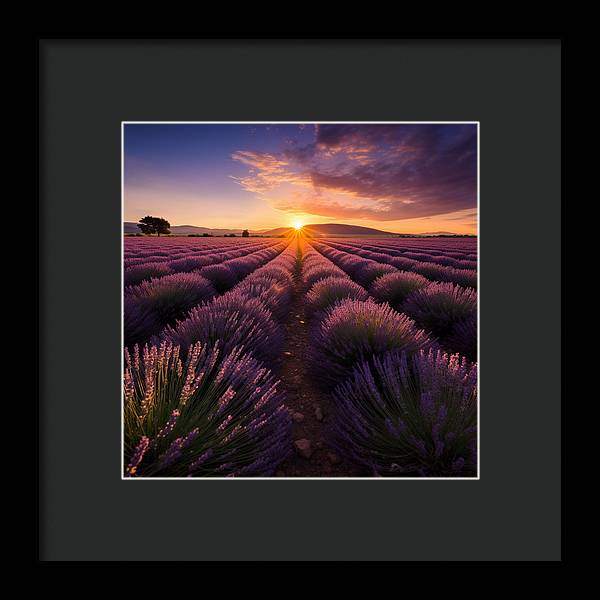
<box><xmin>311</xmin><ymin>299</ymin><xmax>434</xmax><ymax>388</ymax></box>
<box><xmin>124</xmin><ymin>262</ymin><xmax>172</xmax><ymax>287</ymax></box>
<box><xmin>168</xmin><ymin>255</ymin><xmax>214</xmax><ymax>273</ymax></box>
<box><xmin>251</xmin><ymin>265</ymin><xmax>294</xmax><ymax>286</ymax></box>
<box><xmin>199</xmin><ymin>263</ymin><xmax>240</xmax><ymax>293</ymax></box>
<box><xmin>360</xmin><ymin>251</ymin><xmax>394</xmax><ymax>264</ymax></box>
<box><xmin>329</xmin><ymin>349</ymin><xmax>477</xmax><ymax>477</ymax></box>
<box><xmin>163</xmin><ymin>290</ymin><xmax>283</xmax><ymax>363</ymax></box>
<box><xmin>370</xmin><ymin>271</ymin><xmax>430</xmax><ymax>310</ymax></box>
<box><xmin>236</xmin><ymin>275</ymin><xmax>292</xmax><ymax>321</ymax></box>
<box><xmin>434</xmin><ymin>256</ymin><xmax>459</xmax><ymax>268</ymax></box>
<box><xmin>353</xmin><ymin>262</ymin><xmax>398</xmax><ymax>287</ymax></box>
<box><xmin>446</xmin><ymin>313</ymin><xmax>477</xmax><ymax>362</ymax></box>
<box><xmin>447</xmin><ymin>268</ymin><xmax>477</xmax><ymax>290</ymax></box>
<box><xmin>389</xmin><ymin>256</ymin><xmax>419</xmax><ymax>271</ymax></box>
<box><xmin>335</xmin><ymin>254</ymin><xmax>367</xmax><ymax>278</ymax></box>
<box><xmin>303</xmin><ymin>264</ymin><xmax>348</xmax><ymax>289</ymax></box>
<box><xmin>124</xmin><ymin>341</ymin><xmax>291</xmax><ymax>477</ymax></box>
<box><xmin>403</xmin><ymin>282</ymin><xmax>477</xmax><ymax>340</ymax></box>
<box><xmin>226</xmin><ymin>256</ymin><xmax>263</xmax><ymax>279</ymax></box>
<box><xmin>124</xmin><ymin>273</ymin><xmax>216</xmax><ymax>348</ymax></box>
<box><xmin>410</xmin><ymin>262</ymin><xmax>452</xmax><ymax>282</ymax></box>
<box><xmin>455</xmin><ymin>259</ymin><xmax>477</xmax><ymax>270</ymax></box>
<box><xmin>305</xmin><ymin>276</ymin><xmax>369</xmax><ymax>317</ymax></box>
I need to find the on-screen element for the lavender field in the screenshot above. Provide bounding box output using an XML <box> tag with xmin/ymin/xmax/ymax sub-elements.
<box><xmin>123</xmin><ymin>234</ymin><xmax>478</xmax><ymax>478</ymax></box>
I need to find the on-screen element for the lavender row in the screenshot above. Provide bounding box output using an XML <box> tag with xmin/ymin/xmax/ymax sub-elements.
<box><xmin>124</xmin><ymin>237</ymin><xmax>272</xmax><ymax>256</ymax></box>
<box><xmin>315</xmin><ymin>240</ymin><xmax>477</xmax><ymax>288</ymax></box>
<box><xmin>123</xmin><ymin>240</ymin><xmax>299</xmax><ymax>477</ymax></box>
<box><xmin>312</xmin><ymin>239</ymin><xmax>476</xmax><ymax>291</ymax></box>
<box><xmin>124</xmin><ymin>235</ymin><xmax>274</xmax><ymax>253</ymax></box>
<box><xmin>124</xmin><ymin>239</ymin><xmax>284</xmax><ymax>286</ymax></box>
<box><xmin>124</xmin><ymin>241</ymin><xmax>289</xmax><ymax>348</ymax></box>
<box><xmin>309</xmin><ymin>241</ymin><xmax>477</xmax><ymax>362</ymax></box>
<box><xmin>300</xmin><ymin>242</ymin><xmax>433</xmax><ymax>389</ymax></box>
<box><xmin>319</xmin><ymin>237</ymin><xmax>477</xmax><ymax>257</ymax></box>
<box><xmin>124</xmin><ymin>342</ymin><xmax>291</xmax><ymax>478</ymax></box>
<box><xmin>161</xmin><ymin>241</ymin><xmax>299</xmax><ymax>361</ymax></box>
<box><xmin>299</xmin><ymin>240</ymin><xmax>477</xmax><ymax>477</ymax></box>
<box><xmin>319</xmin><ymin>238</ymin><xmax>477</xmax><ymax>269</ymax></box>
<box><xmin>124</xmin><ymin>238</ymin><xmax>278</xmax><ymax>266</ymax></box>
<box><xmin>330</xmin><ymin>237</ymin><xmax>478</xmax><ymax>256</ymax></box>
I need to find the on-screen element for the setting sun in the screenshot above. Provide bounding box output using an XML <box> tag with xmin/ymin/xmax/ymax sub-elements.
<box><xmin>292</xmin><ymin>221</ymin><xmax>303</xmax><ymax>230</ymax></box>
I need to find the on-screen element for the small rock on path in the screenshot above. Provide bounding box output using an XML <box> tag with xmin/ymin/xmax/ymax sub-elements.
<box><xmin>294</xmin><ymin>438</ymin><xmax>313</xmax><ymax>459</ymax></box>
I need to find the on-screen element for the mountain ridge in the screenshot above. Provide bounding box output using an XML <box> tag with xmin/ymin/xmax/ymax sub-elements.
<box><xmin>124</xmin><ymin>221</ymin><xmax>472</xmax><ymax>237</ymax></box>
<box><xmin>260</xmin><ymin>223</ymin><xmax>398</xmax><ymax>237</ymax></box>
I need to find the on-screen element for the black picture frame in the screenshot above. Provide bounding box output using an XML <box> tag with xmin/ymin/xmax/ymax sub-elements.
<box><xmin>38</xmin><ymin>38</ymin><xmax>562</xmax><ymax>562</ymax></box>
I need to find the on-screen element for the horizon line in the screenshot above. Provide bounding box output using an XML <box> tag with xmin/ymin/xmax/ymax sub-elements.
<box><xmin>123</xmin><ymin>220</ymin><xmax>476</xmax><ymax>236</ymax></box>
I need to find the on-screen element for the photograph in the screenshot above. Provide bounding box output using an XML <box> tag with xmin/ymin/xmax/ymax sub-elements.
<box><xmin>122</xmin><ymin>122</ymin><xmax>479</xmax><ymax>479</ymax></box>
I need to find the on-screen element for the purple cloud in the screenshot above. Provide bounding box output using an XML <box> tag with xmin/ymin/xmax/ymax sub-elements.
<box><xmin>232</xmin><ymin>124</ymin><xmax>477</xmax><ymax>221</ymax></box>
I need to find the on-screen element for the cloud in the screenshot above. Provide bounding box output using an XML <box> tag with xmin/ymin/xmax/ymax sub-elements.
<box><xmin>446</xmin><ymin>210</ymin><xmax>478</xmax><ymax>221</ymax></box>
<box><xmin>231</xmin><ymin>124</ymin><xmax>477</xmax><ymax>221</ymax></box>
<box><xmin>230</xmin><ymin>150</ymin><xmax>311</xmax><ymax>194</ymax></box>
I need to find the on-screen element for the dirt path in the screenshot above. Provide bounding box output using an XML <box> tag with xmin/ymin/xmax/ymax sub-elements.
<box><xmin>274</xmin><ymin>256</ymin><xmax>365</xmax><ymax>478</ymax></box>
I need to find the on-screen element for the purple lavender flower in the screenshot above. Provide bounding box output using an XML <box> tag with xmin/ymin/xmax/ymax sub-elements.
<box><xmin>158</xmin><ymin>428</ymin><xmax>200</xmax><ymax>469</ymax></box>
<box><xmin>235</xmin><ymin>275</ymin><xmax>292</xmax><ymax>321</ymax></box>
<box><xmin>389</xmin><ymin>256</ymin><xmax>419</xmax><ymax>271</ymax></box>
<box><xmin>250</xmin><ymin>265</ymin><xmax>294</xmax><ymax>286</ymax></box>
<box><xmin>446</xmin><ymin>313</ymin><xmax>477</xmax><ymax>362</ymax></box>
<box><xmin>199</xmin><ymin>264</ymin><xmax>240</xmax><ymax>293</ymax></box>
<box><xmin>303</xmin><ymin>264</ymin><xmax>348</xmax><ymax>289</ymax></box>
<box><xmin>162</xmin><ymin>290</ymin><xmax>283</xmax><ymax>364</ymax></box>
<box><xmin>455</xmin><ymin>259</ymin><xmax>477</xmax><ymax>270</ymax></box>
<box><xmin>329</xmin><ymin>348</ymin><xmax>477</xmax><ymax>477</ymax></box>
<box><xmin>157</xmin><ymin>409</ymin><xmax>180</xmax><ymax>438</ymax></box>
<box><xmin>123</xmin><ymin>341</ymin><xmax>291</xmax><ymax>477</ymax></box>
<box><xmin>124</xmin><ymin>273</ymin><xmax>216</xmax><ymax>348</ymax></box>
<box><xmin>188</xmin><ymin>448</ymin><xmax>214</xmax><ymax>474</ymax></box>
<box><xmin>353</xmin><ymin>262</ymin><xmax>397</xmax><ymax>287</ymax></box>
<box><xmin>125</xmin><ymin>436</ymin><xmax>150</xmax><ymax>477</ymax></box>
<box><xmin>447</xmin><ymin>268</ymin><xmax>477</xmax><ymax>290</ymax></box>
<box><xmin>370</xmin><ymin>271</ymin><xmax>430</xmax><ymax>310</ymax></box>
<box><xmin>168</xmin><ymin>255</ymin><xmax>214</xmax><ymax>273</ymax></box>
<box><xmin>402</xmin><ymin>281</ymin><xmax>477</xmax><ymax>340</ymax></box>
<box><xmin>124</xmin><ymin>262</ymin><xmax>171</xmax><ymax>287</ymax></box>
<box><xmin>410</xmin><ymin>262</ymin><xmax>453</xmax><ymax>282</ymax></box>
<box><xmin>305</xmin><ymin>276</ymin><xmax>369</xmax><ymax>317</ymax></box>
<box><xmin>311</xmin><ymin>299</ymin><xmax>434</xmax><ymax>388</ymax></box>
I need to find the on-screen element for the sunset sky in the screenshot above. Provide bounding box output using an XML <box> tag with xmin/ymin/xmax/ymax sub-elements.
<box><xmin>124</xmin><ymin>123</ymin><xmax>478</xmax><ymax>234</ymax></box>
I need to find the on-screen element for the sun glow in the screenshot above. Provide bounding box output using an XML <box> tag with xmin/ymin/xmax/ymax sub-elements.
<box><xmin>292</xmin><ymin>221</ymin><xmax>303</xmax><ymax>231</ymax></box>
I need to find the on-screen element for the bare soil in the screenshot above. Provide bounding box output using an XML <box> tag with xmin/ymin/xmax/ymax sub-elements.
<box><xmin>274</xmin><ymin>261</ymin><xmax>366</xmax><ymax>477</ymax></box>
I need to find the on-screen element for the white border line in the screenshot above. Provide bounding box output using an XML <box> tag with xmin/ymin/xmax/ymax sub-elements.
<box><xmin>121</xmin><ymin>121</ymin><xmax>480</xmax><ymax>481</ymax></box>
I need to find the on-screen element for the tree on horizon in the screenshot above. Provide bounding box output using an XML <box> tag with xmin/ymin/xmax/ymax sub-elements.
<box><xmin>138</xmin><ymin>216</ymin><xmax>171</xmax><ymax>236</ymax></box>
<box><xmin>242</xmin><ymin>229</ymin><xmax>250</xmax><ymax>237</ymax></box>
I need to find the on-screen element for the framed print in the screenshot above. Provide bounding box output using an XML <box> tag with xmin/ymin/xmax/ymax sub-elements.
<box><xmin>39</xmin><ymin>39</ymin><xmax>562</xmax><ymax>561</ymax></box>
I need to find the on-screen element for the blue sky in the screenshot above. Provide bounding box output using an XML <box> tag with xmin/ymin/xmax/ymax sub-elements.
<box><xmin>124</xmin><ymin>123</ymin><xmax>477</xmax><ymax>233</ymax></box>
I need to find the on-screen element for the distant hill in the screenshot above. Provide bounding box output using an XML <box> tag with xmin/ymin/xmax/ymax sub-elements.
<box><xmin>124</xmin><ymin>221</ymin><xmax>471</xmax><ymax>238</ymax></box>
<box><xmin>307</xmin><ymin>223</ymin><xmax>397</xmax><ymax>237</ymax></box>
<box><xmin>259</xmin><ymin>223</ymin><xmax>398</xmax><ymax>237</ymax></box>
<box><xmin>125</xmin><ymin>222</ymin><xmax>399</xmax><ymax>237</ymax></box>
